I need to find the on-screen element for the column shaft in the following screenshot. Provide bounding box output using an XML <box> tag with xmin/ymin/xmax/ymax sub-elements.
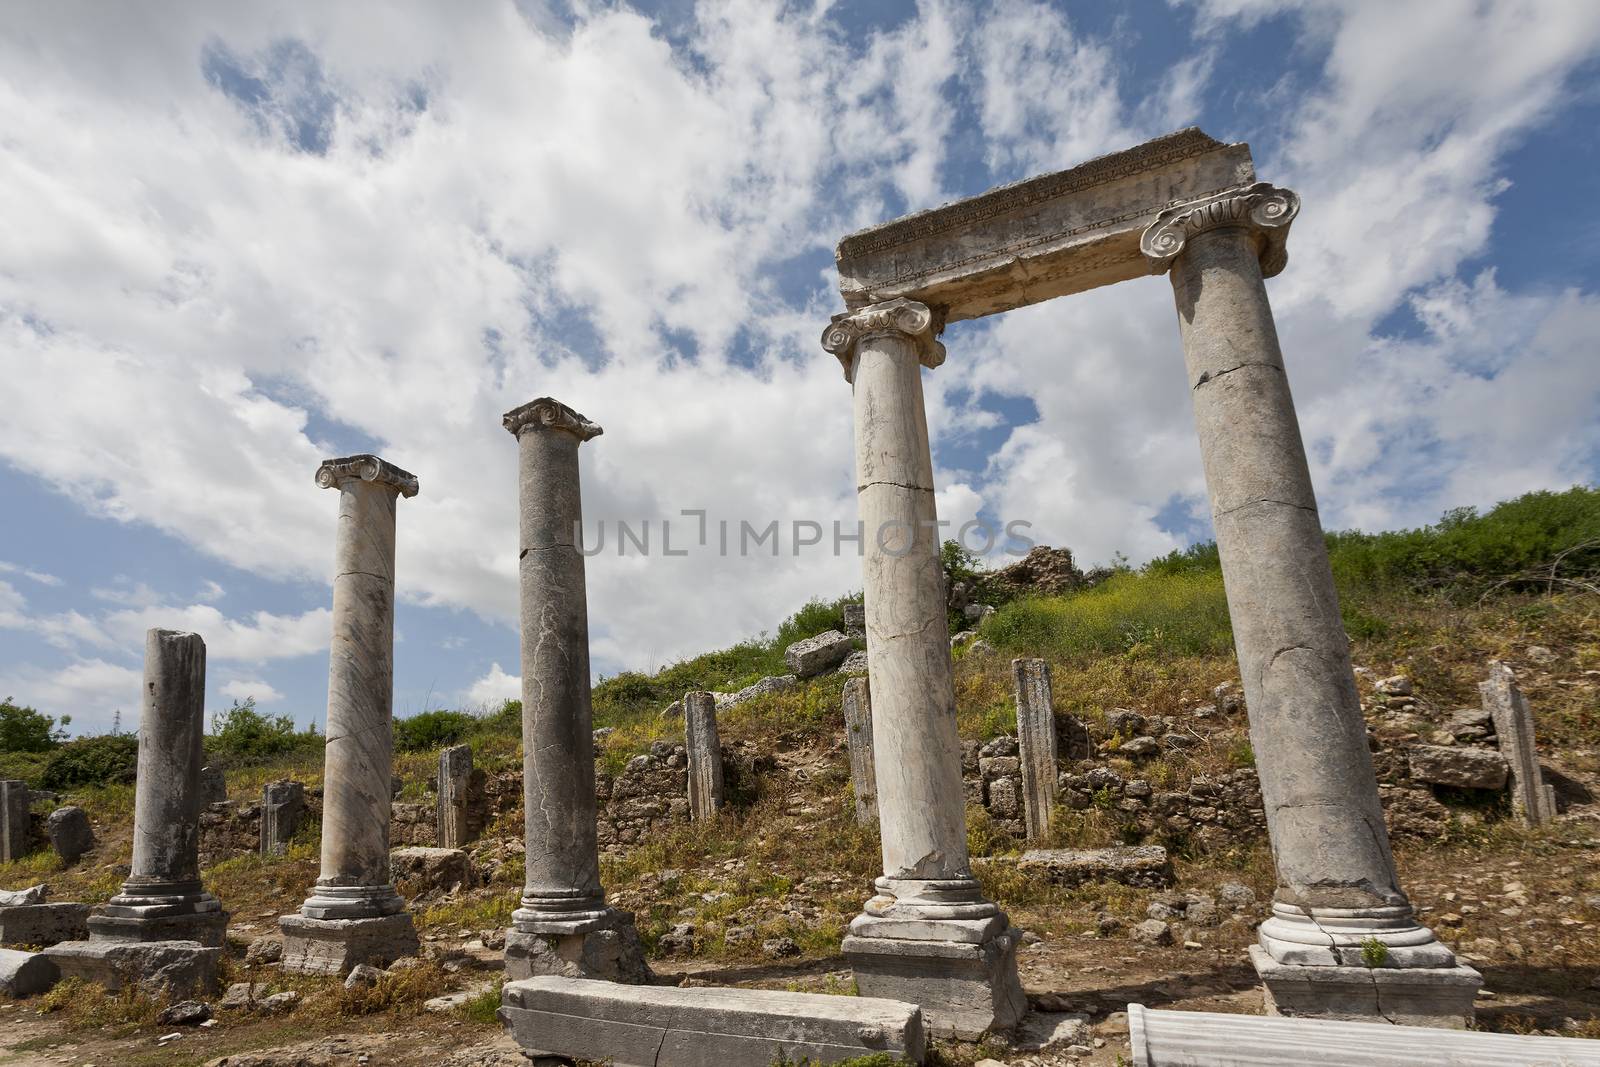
<box><xmin>515</xmin><ymin>424</ymin><xmax>604</xmax><ymax>920</ymax></box>
<box><xmin>124</xmin><ymin>629</ymin><xmax>208</xmax><ymax>897</ymax></box>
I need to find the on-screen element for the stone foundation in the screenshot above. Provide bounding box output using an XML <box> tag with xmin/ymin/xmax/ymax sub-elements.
<box><xmin>1251</xmin><ymin>946</ymin><xmax>1481</xmax><ymax>1029</ymax></box>
<box><xmin>504</xmin><ymin>910</ymin><xmax>651</xmax><ymax>984</ymax></box>
<box><xmin>843</xmin><ymin>924</ymin><xmax>1027</xmax><ymax>1039</ymax></box>
<box><xmin>44</xmin><ymin>938</ymin><xmax>219</xmax><ymax>999</ymax></box>
<box><xmin>278</xmin><ymin>912</ymin><xmax>419</xmax><ymax>975</ymax></box>
<box><xmin>87</xmin><ymin>908</ymin><xmax>228</xmax><ymax>948</ymax></box>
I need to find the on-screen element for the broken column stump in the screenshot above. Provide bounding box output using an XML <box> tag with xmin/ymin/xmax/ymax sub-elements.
<box><xmin>260</xmin><ymin>780</ymin><xmax>305</xmax><ymax>857</ymax></box>
<box><xmin>842</xmin><ymin>677</ymin><xmax>877</xmax><ymax>824</ymax></box>
<box><xmin>1011</xmin><ymin>658</ymin><xmax>1059</xmax><ymax>840</ymax></box>
<box><xmin>684</xmin><ymin>691</ymin><xmax>724</xmax><ymax>821</ymax></box>
<box><xmin>0</xmin><ymin>780</ymin><xmax>30</xmax><ymax>863</ymax></box>
<box><xmin>436</xmin><ymin>744</ymin><xmax>472</xmax><ymax>849</ymax></box>
<box><xmin>1480</xmin><ymin>662</ymin><xmax>1557</xmax><ymax>826</ymax></box>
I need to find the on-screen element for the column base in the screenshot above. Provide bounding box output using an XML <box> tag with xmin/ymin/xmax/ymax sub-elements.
<box><xmin>843</xmin><ymin>914</ymin><xmax>1026</xmax><ymax>1039</ymax></box>
<box><xmin>278</xmin><ymin>911</ymin><xmax>419</xmax><ymax>975</ymax></box>
<box><xmin>87</xmin><ymin>907</ymin><xmax>229</xmax><ymax>949</ymax></box>
<box><xmin>1251</xmin><ymin>945</ymin><xmax>1481</xmax><ymax>1029</ymax></box>
<box><xmin>298</xmin><ymin>882</ymin><xmax>407</xmax><ymax>920</ymax></box>
<box><xmin>505</xmin><ymin>907</ymin><xmax>653</xmax><ymax>984</ymax></box>
<box><xmin>1257</xmin><ymin>902</ymin><xmax>1457</xmax><ymax>968</ymax></box>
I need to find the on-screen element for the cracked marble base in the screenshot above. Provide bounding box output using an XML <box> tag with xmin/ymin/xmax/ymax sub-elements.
<box><xmin>279</xmin><ymin>911</ymin><xmax>418</xmax><ymax>975</ymax></box>
<box><xmin>504</xmin><ymin>908</ymin><xmax>652</xmax><ymax>984</ymax></box>
<box><xmin>1257</xmin><ymin>902</ymin><xmax>1456</xmax><ymax>968</ymax></box>
<box><xmin>843</xmin><ymin>923</ymin><xmax>1026</xmax><ymax>1039</ymax></box>
<box><xmin>1252</xmin><ymin>946</ymin><xmax>1481</xmax><ymax>1029</ymax></box>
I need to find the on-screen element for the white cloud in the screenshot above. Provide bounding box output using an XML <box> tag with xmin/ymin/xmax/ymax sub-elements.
<box><xmin>0</xmin><ymin>658</ymin><xmax>142</xmax><ymax>732</ymax></box>
<box><xmin>220</xmin><ymin>678</ymin><xmax>284</xmax><ymax>704</ymax></box>
<box><xmin>464</xmin><ymin>662</ymin><xmax>520</xmax><ymax>709</ymax></box>
<box><xmin>0</xmin><ymin>562</ymin><xmax>62</xmax><ymax>587</ymax></box>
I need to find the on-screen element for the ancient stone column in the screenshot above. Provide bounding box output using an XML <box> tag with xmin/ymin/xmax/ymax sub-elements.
<box><xmin>281</xmin><ymin>455</ymin><xmax>419</xmax><ymax>974</ymax></box>
<box><xmin>821</xmin><ymin>300</ymin><xmax>1026</xmax><ymax>1038</ymax></box>
<box><xmin>1012</xmin><ymin>659</ymin><xmax>1058</xmax><ymax>841</ymax></box>
<box><xmin>90</xmin><ymin>629</ymin><xmax>227</xmax><ymax>946</ymax></box>
<box><xmin>1143</xmin><ymin>185</ymin><xmax>1480</xmax><ymax>1026</ymax></box>
<box><xmin>437</xmin><ymin>743</ymin><xmax>473</xmax><ymax>848</ymax></box>
<box><xmin>0</xmin><ymin>780</ymin><xmax>29</xmax><ymax>864</ymax></box>
<box><xmin>684</xmin><ymin>691</ymin><xmax>724</xmax><ymax>821</ymax></box>
<box><xmin>1480</xmin><ymin>662</ymin><xmax>1556</xmax><ymax>826</ymax></box>
<box><xmin>502</xmin><ymin>397</ymin><xmax>650</xmax><ymax>984</ymax></box>
<box><xmin>260</xmin><ymin>780</ymin><xmax>305</xmax><ymax>857</ymax></box>
<box><xmin>841</xmin><ymin>677</ymin><xmax>878</xmax><ymax>825</ymax></box>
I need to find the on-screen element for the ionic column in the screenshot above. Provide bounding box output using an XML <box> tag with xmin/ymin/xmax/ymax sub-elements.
<box><xmin>91</xmin><ymin>629</ymin><xmax>227</xmax><ymax>946</ymax></box>
<box><xmin>821</xmin><ymin>300</ymin><xmax>1026</xmax><ymax>1038</ymax></box>
<box><xmin>281</xmin><ymin>454</ymin><xmax>419</xmax><ymax>974</ymax></box>
<box><xmin>501</xmin><ymin>397</ymin><xmax>650</xmax><ymax>984</ymax></box>
<box><xmin>1143</xmin><ymin>185</ymin><xmax>1479</xmax><ymax>1026</ymax></box>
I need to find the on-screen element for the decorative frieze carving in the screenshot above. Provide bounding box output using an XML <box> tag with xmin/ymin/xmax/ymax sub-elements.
<box><xmin>1140</xmin><ymin>182</ymin><xmax>1300</xmax><ymax>277</ymax></box>
<box><xmin>314</xmin><ymin>455</ymin><xmax>420</xmax><ymax>498</ymax></box>
<box><xmin>503</xmin><ymin>398</ymin><xmax>603</xmax><ymax>442</ymax></box>
<box><xmin>820</xmin><ymin>298</ymin><xmax>946</xmax><ymax>382</ymax></box>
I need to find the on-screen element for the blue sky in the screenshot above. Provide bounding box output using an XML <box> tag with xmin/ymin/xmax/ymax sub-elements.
<box><xmin>2</xmin><ymin>0</ymin><xmax>1598</xmax><ymax>734</ymax></box>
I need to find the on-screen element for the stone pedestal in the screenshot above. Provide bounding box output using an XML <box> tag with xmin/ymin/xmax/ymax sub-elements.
<box><xmin>501</xmin><ymin>398</ymin><xmax>650</xmax><ymax>984</ymax></box>
<box><xmin>0</xmin><ymin>779</ymin><xmax>31</xmax><ymax>863</ymax></box>
<box><xmin>821</xmin><ymin>300</ymin><xmax>1024</xmax><ymax>1037</ymax></box>
<box><xmin>1143</xmin><ymin>185</ymin><xmax>1475</xmax><ymax>1024</ymax></box>
<box><xmin>282</xmin><ymin>455</ymin><xmax>420</xmax><ymax>974</ymax></box>
<box><xmin>685</xmin><ymin>691</ymin><xmax>724</xmax><ymax>821</ymax></box>
<box><xmin>1012</xmin><ymin>659</ymin><xmax>1058</xmax><ymax>841</ymax></box>
<box><xmin>842</xmin><ymin>677</ymin><xmax>877</xmax><ymax>825</ymax></box>
<box><xmin>0</xmin><ymin>903</ymin><xmax>91</xmax><ymax>947</ymax></box>
<box><xmin>437</xmin><ymin>743</ymin><xmax>473</xmax><ymax>848</ymax></box>
<box><xmin>1252</xmin><ymin>947</ymin><xmax>1482</xmax><ymax>1029</ymax></box>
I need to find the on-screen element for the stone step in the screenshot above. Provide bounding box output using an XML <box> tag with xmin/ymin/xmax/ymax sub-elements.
<box><xmin>500</xmin><ymin>976</ymin><xmax>925</xmax><ymax>1066</ymax></box>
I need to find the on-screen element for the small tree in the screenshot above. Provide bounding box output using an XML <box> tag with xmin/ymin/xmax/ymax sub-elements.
<box><xmin>0</xmin><ymin>697</ymin><xmax>68</xmax><ymax>753</ymax></box>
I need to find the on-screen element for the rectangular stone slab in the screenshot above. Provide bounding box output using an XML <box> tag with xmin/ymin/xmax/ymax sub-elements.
<box><xmin>835</xmin><ymin>128</ymin><xmax>1255</xmax><ymax>321</ymax></box>
<box><xmin>0</xmin><ymin>903</ymin><xmax>91</xmax><ymax>947</ymax></box>
<box><xmin>500</xmin><ymin>975</ymin><xmax>926</xmax><ymax>1066</ymax></box>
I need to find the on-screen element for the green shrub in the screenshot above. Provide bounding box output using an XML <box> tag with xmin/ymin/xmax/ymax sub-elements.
<box><xmin>394</xmin><ymin>709</ymin><xmax>476</xmax><ymax>752</ymax></box>
<box><xmin>40</xmin><ymin>733</ymin><xmax>139</xmax><ymax>789</ymax></box>
<box><xmin>206</xmin><ymin>698</ymin><xmax>319</xmax><ymax>766</ymax></box>
<box><xmin>0</xmin><ymin>698</ymin><xmax>68</xmax><ymax>753</ymax></box>
<box><xmin>773</xmin><ymin>596</ymin><xmax>853</xmax><ymax>651</ymax></box>
<box><xmin>981</xmin><ymin>570</ymin><xmax>1233</xmax><ymax>661</ymax></box>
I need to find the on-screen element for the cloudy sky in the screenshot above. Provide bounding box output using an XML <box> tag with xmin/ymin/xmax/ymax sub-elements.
<box><xmin>2</xmin><ymin>0</ymin><xmax>1597</xmax><ymax>734</ymax></box>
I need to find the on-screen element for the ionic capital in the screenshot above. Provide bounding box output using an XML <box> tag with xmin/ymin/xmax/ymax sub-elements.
<box><xmin>820</xmin><ymin>297</ymin><xmax>946</xmax><ymax>383</ymax></box>
<box><xmin>503</xmin><ymin>398</ymin><xmax>603</xmax><ymax>442</ymax></box>
<box><xmin>1140</xmin><ymin>182</ymin><xmax>1300</xmax><ymax>277</ymax></box>
<box><xmin>315</xmin><ymin>455</ymin><xmax>419</xmax><ymax>498</ymax></box>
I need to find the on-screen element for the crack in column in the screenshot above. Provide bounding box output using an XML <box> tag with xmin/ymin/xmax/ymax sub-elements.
<box><xmin>1194</xmin><ymin>361</ymin><xmax>1280</xmax><ymax>389</ymax></box>
<box><xmin>1216</xmin><ymin>497</ymin><xmax>1318</xmax><ymax>518</ymax></box>
<box><xmin>857</xmin><ymin>479</ymin><xmax>934</xmax><ymax>493</ymax></box>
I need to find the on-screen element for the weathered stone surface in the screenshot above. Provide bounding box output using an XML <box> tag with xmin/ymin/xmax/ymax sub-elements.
<box><xmin>94</xmin><ymin>630</ymin><xmax>228</xmax><ymax>946</ymax></box>
<box><xmin>0</xmin><ymin>779</ymin><xmax>30</xmax><ymax>863</ymax></box>
<box><xmin>1131</xmin><ymin>919</ymin><xmax>1173</xmax><ymax>946</ymax></box>
<box><xmin>45</xmin><ymin>938</ymin><xmax>220</xmax><ymax>998</ymax></box>
<box><xmin>844</xmin><ymin>927</ymin><xmax>1028</xmax><ymax>1039</ymax></box>
<box><xmin>1128</xmin><ymin>1002</ymin><xmax>1595</xmax><ymax>1064</ymax></box>
<box><xmin>159</xmin><ymin>999</ymin><xmax>213</xmax><ymax>1025</ymax></box>
<box><xmin>1012</xmin><ymin>659</ymin><xmax>1058</xmax><ymax>840</ymax></box>
<box><xmin>835</xmin><ymin>128</ymin><xmax>1254</xmax><ymax>321</ymax></box>
<box><xmin>436</xmin><ymin>744</ymin><xmax>472</xmax><ymax>849</ymax></box>
<box><xmin>244</xmin><ymin>936</ymin><xmax>282</xmax><ymax>965</ymax></box>
<box><xmin>1251</xmin><ymin>947</ymin><xmax>1481</xmax><ymax>1029</ymax></box>
<box><xmin>278</xmin><ymin>913</ymin><xmax>418</xmax><ymax>975</ymax></box>
<box><xmin>784</xmin><ymin>630</ymin><xmax>853</xmax><ymax>678</ymax></box>
<box><xmin>260</xmin><ymin>780</ymin><xmax>304</xmax><ymax>856</ymax></box>
<box><xmin>0</xmin><ymin>902</ymin><xmax>91</xmax><ymax>946</ymax></box>
<box><xmin>1406</xmin><ymin>744</ymin><xmax>1509</xmax><ymax>790</ymax></box>
<box><xmin>292</xmin><ymin>457</ymin><xmax>415</xmax><ymax>960</ymax></box>
<box><xmin>0</xmin><ymin>948</ymin><xmax>59</xmax><ymax>996</ymax></box>
<box><xmin>199</xmin><ymin>765</ymin><xmax>227</xmax><ymax>807</ymax></box>
<box><xmin>501</xmin><ymin>976</ymin><xmax>926</xmax><ymax>1066</ymax></box>
<box><xmin>840</xmin><ymin>649</ymin><xmax>869</xmax><ymax>675</ymax></box>
<box><xmin>219</xmin><ymin>980</ymin><xmax>269</xmax><ymax>1010</ymax></box>
<box><xmin>46</xmin><ymin>805</ymin><xmax>94</xmax><ymax>864</ymax></box>
<box><xmin>842</xmin><ymin>677</ymin><xmax>877</xmax><ymax>825</ymax></box>
<box><xmin>390</xmin><ymin>846</ymin><xmax>474</xmax><ymax>895</ymax></box>
<box><xmin>1018</xmin><ymin>846</ymin><xmax>1175</xmax><ymax>889</ymax></box>
<box><xmin>717</xmin><ymin>674</ymin><xmax>798</xmax><ymax>708</ymax></box>
<box><xmin>504</xmin><ymin>915</ymin><xmax>652</xmax><ymax>984</ymax></box>
<box><xmin>343</xmin><ymin>962</ymin><xmax>384</xmax><ymax>989</ymax></box>
<box><xmin>1481</xmin><ymin>662</ymin><xmax>1557</xmax><ymax>827</ymax></box>
<box><xmin>842</xmin><ymin>602</ymin><xmax>866</xmax><ymax>634</ymax></box>
<box><xmin>0</xmin><ymin>884</ymin><xmax>47</xmax><ymax>907</ymax></box>
<box><xmin>685</xmin><ymin>691</ymin><xmax>724</xmax><ymax>821</ymax></box>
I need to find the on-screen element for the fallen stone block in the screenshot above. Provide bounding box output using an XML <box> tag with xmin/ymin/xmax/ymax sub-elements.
<box><xmin>0</xmin><ymin>902</ymin><xmax>92</xmax><ymax>946</ymax></box>
<box><xmin>391</xmin><ymin>846</ymin><xmax>475</xmax><ymax>895</ymax></box>
<box><xmin>500</xmin><ymin>975</ymin><xmax>926</xmax><ymax>1066</ymax></box>
<box><xmin>784</xmin><ymin>630</ymin><xmax>854</xmax><ymax>678</ymax></box>
<box><xmin>0</xmin><ymin>947</ymin><xmax>60</xmax><ymax>996</ymax></box>
<box><xmin>1407</xmin><ymin>744</ymin><xmax>1508</xmax><ymax>790</ymax></box>
<box><xmin>0</xmin><ymin>884</ymin><xmax>48</xmax><ymax>907</ymax></box>
<box><xmin>45</xmin><ymin>805</ymin><xmax>95</xmax><ymax>864</ymax></box>
<box><xmin>1017</xmin><ymin>846</ymin><xmax>1174</xmax><ymax>889</ymax></box>
<box><xmin>43</xmin><ymin>938</ymin><xmax>220</xmax><ymax>999</ymax></box>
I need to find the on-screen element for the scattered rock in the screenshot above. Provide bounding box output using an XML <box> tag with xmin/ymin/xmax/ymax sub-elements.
<box><xmin>839</xmin><ymin>650</ymin><xmax>868</xmax><ymax>676</ymax></box>
<box><xmin>158</xmin><ymin>1000</ymin><xmax>212</xmax><ymax>1026</ymax></box>
<box><xmin>219</xmin><ymin>982</ymin><xmax>268</xmax><ymax>1011</ymax></box>
<box><xmin>244</xmin><ymin>937</ymin><xmax>283</xmax><ymax>966</ymax></box>
<box><xmin>344</xmin><ymin>963</ymin><xmax>384</xmax><ymax>989</ymax></box>
<box><xmin>1018</xmin><ymin>846</ymin><xmax>1174</xmax><ymax>889</ymax></box>
<box><xmin>1525</xmin><ymin>645</ymin><xmax>1555</xmax><ymax>665</ymax></box>
<box><xmin>1217</xmin><ymin>882</ymin><xmax>1257</xmax><ymax>909</ymax></box>
<box><xmin>258</xmin><ymin>990</ymin><xmax>300</xmax><ymax>1015</ymax></box>
<box><xmin>1407</xmin><ymin>744</ymin><xmax>1510</xmax><ymax>790</ymax></box>
<box><xmin>1376</xmin><ymin>675</ymin><xmax>1413</xmax><ymax>697</ymax></box>
<box><xmin>1016</xmin><ymin>1011</ymin><xmax>1090</xmax><ymax>1050</ymax></box>
<box><xmin>46</xmin><ymin>806</ymin><xmax>95</xmax><ymax>864</ymax></box>
<box><xmin>784</xmin><ymin>631</ymin><xmax>853</xmax><ymax>678</ymax></box>
<box><xmin>0</xmin><ymin>884</ymin><xmax>48</xmax><ymax>907</ymax></box>
<box><xmin>761</xmin><ymin>937</ymin><xmax>801</xmax><ymax>959</ymax></box>
<box><xmin>391</xmin><ymin>846</ymin><xmax>475</xmax><ymax>895</ymax></box>
<box><xmin>1131</xmin><ymin>919</ymin><xmax>1173</xmax><ymax>946</ymax></box>
<box><xmin>1119</xmin><ymin>736</ymin><xmax>1160</xmax><ymax>759</ymax></box>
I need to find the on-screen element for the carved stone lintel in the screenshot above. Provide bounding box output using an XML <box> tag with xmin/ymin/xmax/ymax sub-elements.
<box><xmin>314</xmin><ymin>455</ymin><xmax>420</xmax><ymax>498</ymax></box>
<box><xmin>820</xmin><ymin>298</ymin><xmax>946</xmax><ymax>383</ymax></box>
<box><xmin>503</xmin><ymin>398</ymin><xmax>603</xmax><ymax>442</ymax></box>
<box><xmin>1140</xmin><ymin>182</ymin><xmax>1300</xmax><ymax>277</ymax></box>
